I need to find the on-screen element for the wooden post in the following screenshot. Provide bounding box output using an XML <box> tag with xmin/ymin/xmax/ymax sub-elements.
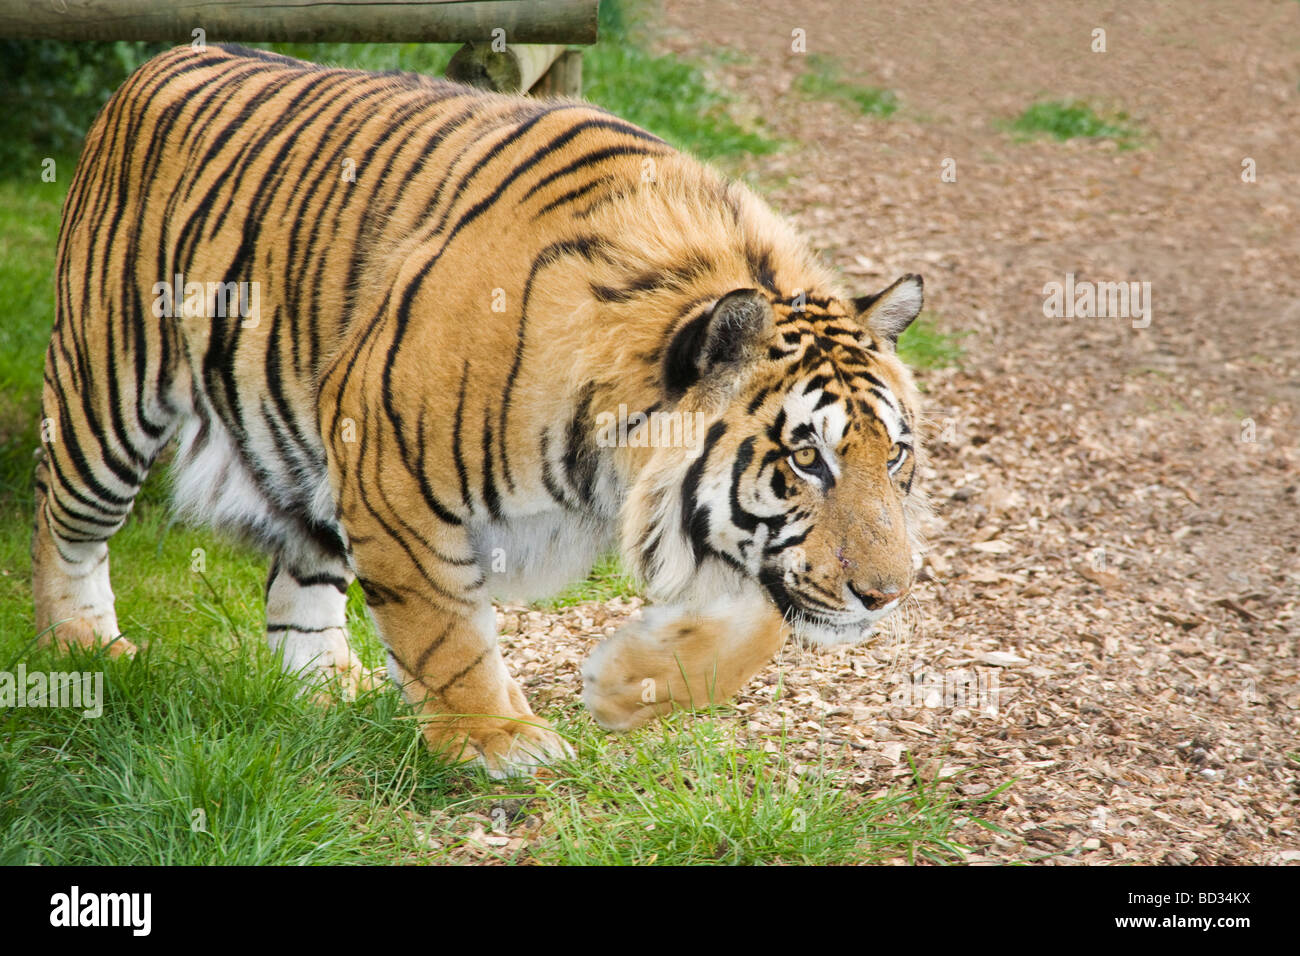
<box><xmin>0</xmin><ymin>0</ymin><xmax>599</xmax><ymax>44</ymax></box>
<box><xmin>531</xmin><ymin>49</ymin><xmax>584</xmax><ymax>97</ymax></box>
<box><xmin>445</xmin><ymin>43</ymin><xmax>566</xmax><ymax>93</ymax></box>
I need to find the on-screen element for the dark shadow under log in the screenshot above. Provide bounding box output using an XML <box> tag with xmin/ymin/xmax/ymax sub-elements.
<box><xmin>0</xmin><ymin>0</ymin><xmax>599</xmax><ymax>45</ymax></box>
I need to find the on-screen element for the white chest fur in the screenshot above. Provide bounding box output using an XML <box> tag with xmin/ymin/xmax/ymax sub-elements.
<box><xmin>469</xmin><ymin>509</ymin><xmax>616</xmax><ymax>603</ymax></box>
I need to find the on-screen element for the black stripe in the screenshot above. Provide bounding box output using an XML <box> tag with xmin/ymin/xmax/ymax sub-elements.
<box><xmin>539</xmin><ymin>430</ymin><xmax>576</xmax><ymax>509</ymax></box>
<box><xmin>289</xmin><ymin>571</ymin><xmax>350</xmax><ymax>593</ymax></box>
<box><xmin>481</xmin><ymin>409</ymin><xmax>502</xmax><ymax>520</ymax></box>
<box><xmin>746</xmin><ymin>245</ymin><xmax>778</xmax><ymax>294</ymax></box>
<box><xmin>561</xmin><ymin>384</ymin><xmax>598</xmax><ymax>504</ymax></box>
<box><xmin>530</xmin><ymin>173</ymin><xmax>615</xmax><ymax>219</ymax></box>
<box><xmin>497</xmin><ymin>236</ymin><xmax>612</xmax><ymax>490</ymax></box>
<box><xmin>431</xmin><ymin>649</ymin><xmax>488</xmax><ymax>696</ymax></box>
<box><xmin>414</xmin><ymin>621</ymin><xmax>455</xmax><ymax>677</ymax></box>
<box><xmin>451</xmin><ymin>361</ymin><xmax>472</xmax><ymax>510</ymax></box>
<box><xmin>765</xmin><ymin>528</ymin><xmax>809</xmax><ymax>554</ymax></box>
<box><xmin>351</xmin><ymin>404</ymin><xmax>478</xmax><ymax>611</ymax></box>
<box><xmin>681</xmin><ymin>420</ymin><xmax>728</xmax><ymax>562</ymax></box>
<box><xmin>728</xmin><ymin>437</ymin><xmax>761</xmax><ymax>534</ymax></box>
<box><xmin>519</xmin><ymin>143</ymin><xmax>666</xmax><ymax>204</ymax></box>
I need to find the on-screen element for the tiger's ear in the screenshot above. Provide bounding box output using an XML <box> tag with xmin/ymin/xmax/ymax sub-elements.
<box><xmin>663</xmin><ymin>288</ymin><xmax>773</xmax><ymax>397</ymax></box>
<box><xmin>852</xmin><ymin>274</ymin><xmax>923</xmax><ymax>348</ymax></box>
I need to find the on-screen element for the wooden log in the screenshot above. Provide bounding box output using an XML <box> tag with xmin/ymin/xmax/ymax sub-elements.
<box><xmin>445</xmin><ymin>42</ymin><xmax>565</xmax><ymax>93</ymax></box>
<box><xmin>0</xmin><ymin>0</ymin><xmax>599</xmax><ymax>45</ymax></box>
<box><xmin>530</xmin><ymin>49</ymin><xmax>583</xmax><ymax>97</ymax></box>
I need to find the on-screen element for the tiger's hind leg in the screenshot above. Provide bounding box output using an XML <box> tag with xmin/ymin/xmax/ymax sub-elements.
<box><xmin>31</xmin><ymin>378</ymin><xmax>178</xmax><ymax>658</ymax></box>
<box><xmin>32</xmin><ymin>450</ymin><xmax>135</xmax><ymax>658</ymax></box>
<box><xmin>581</xmin><ymin>589</ymin><xmax>788</xmax><ymax>730</ymax></box>
<box><xmin>264</xmin><ymin>534</ymin><xmax>380</xmax><ymax>701</ymax></box>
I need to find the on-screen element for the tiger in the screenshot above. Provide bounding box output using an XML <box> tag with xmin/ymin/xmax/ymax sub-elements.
<box><xmin>32</xmin><ymin>43</ymin><xmax>926</xmax><ymax>778</ymax></box>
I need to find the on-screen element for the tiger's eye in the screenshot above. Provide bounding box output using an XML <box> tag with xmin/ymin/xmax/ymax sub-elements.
<box><xmin>793</xmin><ymin>447</ymin><xmax>818</xmax><ymax>468</ymax></box>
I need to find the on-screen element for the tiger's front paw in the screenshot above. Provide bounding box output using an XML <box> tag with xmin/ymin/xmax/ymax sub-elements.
<box><xmin>580</xmin><ymin>635</ymin><xmax>675</xmax><ymax>731</ymax></box>
<box><xmin>582</xmin><ymin>675</ymin><xmax>665</xmax><ymax>731</ymax></box>
<box><xmin>581</xmin><ymin>601</ymin><xmax>784</xmax><ymax>731</ymax></box>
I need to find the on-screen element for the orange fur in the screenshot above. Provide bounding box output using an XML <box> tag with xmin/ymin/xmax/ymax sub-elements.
<box><xmin>34</xmin><ymin>45</ymin><xmax>926</xmax><ymax>776</ymax></box>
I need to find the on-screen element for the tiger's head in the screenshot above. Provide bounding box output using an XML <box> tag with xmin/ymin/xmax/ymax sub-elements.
<box><xmin>628</xmin><ymin>274</ymin><xmax>925</xmax><ymax>646</ymax></box>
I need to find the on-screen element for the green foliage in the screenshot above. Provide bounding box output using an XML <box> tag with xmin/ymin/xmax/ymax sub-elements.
<box><xmin>534</xmin><ymin>715</ymin><xmax>971</xmax><ymax>864</ymax></box>
<box><xmin>538</xmin><ymin>553</ymin><xmax>641</xmax><ymax>609</ymax></box>
<box><xmin>897</xmin><ymin>313</ymin><xmax>967</xmax><ymax>370</ymax></box>
<box><xmin>0</xmin><ymin>40</ymin><xmax>165</xmax><ymax>178</ymax></box>
<box><xmin>580</xmin><ymin>0</ymin><xmax>779</xmax><ymax>162</ymax></box>
<box><xmin>0</xmin><ymin>175</ymin><xmax>67</xmax><ymax>504</ymax></box>
<box><xmin>0</xmin><ymin>633</ymin><xmax>452</xmax><ymax>864</ymax></box>
<box><xmin>0</xmin><ymin>0</ymin><xmax>774</xmax><ymax>184</ymax></box>
<box><xmin>795</xmin><ymin>53</ymin><xmax>898</xmax><ymax>118</ymax></box>
<box><xmin>261</xmin><ymin>42</ymin><xmax>456</xmax><ymax>75</ymax></box>
<box><xmin>581</xmin><ymin>42</ymin><xmax>779</xmax><ymax>162</ymax></box>
<box><xmin>1009</xmin><ymin>99</ymin><xmax>1139</xmax><ymax>147</ymax></box>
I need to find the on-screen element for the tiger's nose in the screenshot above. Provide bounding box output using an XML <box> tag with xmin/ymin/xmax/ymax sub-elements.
<box><xmin>847</xmin><ymin>582</ymin><xmax>909</xmax><ymax>611</ymax></box>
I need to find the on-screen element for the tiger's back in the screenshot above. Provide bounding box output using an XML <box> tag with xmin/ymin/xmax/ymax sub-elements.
<box><xmin>35</xmin><ymin>44</ymin><xmax>927</xmax><ymax>777</ymax></box>
<box><xmin>49</xmin><ymin>45</ymin><xmax>660</xmax><ymax>540</ymax></box>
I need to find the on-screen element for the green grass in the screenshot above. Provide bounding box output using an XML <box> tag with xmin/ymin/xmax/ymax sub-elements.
<box><xmin>1008</xmin><ymin>99</ymin><xmax>1139</xmax><ymax>147</ymax></box>
<box><xmin>0</xmin><ymin>640</ymin><xmax>439</xmax><ymax>865</ymax></box>
<box><xmin>0</xmin><ymin>504</ymin><xmax>976</xmax><ymax>865</ymax></box>
<box><xmin>534</xmin><ymin>718</ymin><xmax>971</xmax><ymax>864</ymax></box>
<box><xmin>794</xmin><ymin>53</ymin><xmax>898</xmax><ymax>118</ymax></box>
<box><xmin>0</xmin><ymin>174</ymin><xmax>67</xmax><ymax>499</ymax></box>
<box><xmin>898</xmin><ymin>312</ymin><xmax>967</xmax><ymax>370</ymax></box>
<box><xmin>584</xmin><ymin>0</ymin><xmax>780</xmax><ymax>163</ymax></box>
<box><xmin>581</xmin><ymin>38</ymin><xmax>780</xmax><ymax>163</ymax></box>
<box><xmin>539</xmin><ymin>552</ymin><xmax>640</xmax><ymax>609</ymax></box>
<box><xmin>0</xmin><ymin>600</ymin><xmax>978</xmax><ymax>865</ymax></box>
<box><xmin>266</xmin><ymin>42</ymin><xmax>456</xmax><ymax>76</ymax></box>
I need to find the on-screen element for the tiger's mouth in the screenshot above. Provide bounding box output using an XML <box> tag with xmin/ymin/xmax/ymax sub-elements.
<box><xmin>758</xmin><ymin>568</ymin><xmax>882</xmax><ymax>643</ymax></box>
